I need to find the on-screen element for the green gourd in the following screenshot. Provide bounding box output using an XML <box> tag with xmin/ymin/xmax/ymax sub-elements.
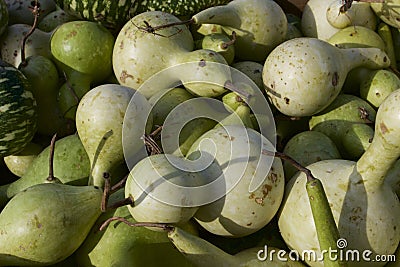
<box><xmin>231</xmin><ymin>61</ymin><xmax>263</xmax><ymax>90</ymax></box>
<box><xmin>327</xmin><ymin>26</ymin><xmax>386</xmax><ymax>50</ymax></box>
<box><xmin>76</xmin><ymin>83</ymin><xmax>152</xmax><ymax>188</ymax></box>
<box><xmin>342</xmin><ymin>123</ymin><xmax>374</xmax><ymax>160</ymax></box>
<box><xmin>326</xmin><ymin>1</ymin><xmax>377</xmax><ymax>30</ymax></box>
<box><xmin>283</xmin><ymin>131</ymin><xmax>341</xmax><ymax>180</ymax></box>
<box><xmin>125</xmin><ymin>153</ymin><xmax>221</xmax><ymax>225</ymax></box>
<box><xmin>371</xmin><ymin>0</ymin><xmax>400</xmax><ymax>29</ymax></box>
<box><xmin>263</xmin><ymin>37</ymin><xmax>389</xmax><ymax>117</ymax></box>
<box><xmin>113</xmin><ymin>11</ymin><xmax>230</xmax><ymax>98</ymax></box>
<box><xmin>3</xmin><ymin>142</ymin><xmax>43</xmax><ymax>177</ymax></box>
<box><xmin>187</xmin><ymin>125</ymin><xmax>284</xmax><ymax>237</ymax></box>
<box><xmin>191</xmin><ymin>0</ymin><xmax>287</xmax><ymax>61</ymax></box>
<box><xmin>0</xmin><ymin>134</ymin><xmax>90</xmax><ymax>208</ymax></box>
<box><xmin>37</xmin><ymin>6</ymin><xmax>81</xmax><ymax>32</ymax></box>
<box><xmin>6</xmin><ymin>0</ymin><xmax>56</xmax><ymax>25</ymax></box>
<box><xmin>199</xmin><ymin>32</ymin><xmax>235</xmax><ymax>65</ymax></box>
<box><xmin>359</xmin><ymin>69</ymin><xmax>400</xmax><ymax>108</ymax></box>
<box><xmin>0</xmin><ymin>24</ymin><xmax>52</xmax><ymax>67</ymax></box>
<box><xmin>0</xmin><ymin>183</ymin><xmax>103</xmax><ymax>266</ymax></box>
<box><xmin>309</xmin><ymin>94</ymin><xmax>376</xmax><ymax>160</ymax></box>
<box><xmin>278</xmin><ymin>89</ymin><xmax>400</xmax><ymax>267</ymax></box>
<box><xmin>19</xmin><ymin>55</ymin><xmax>75</xmax><ymax>136</ymax></box>
<box><xmin>75</xmin><ymin>190</ymin><xmax>194</xmax><ymax>267</ymax></box>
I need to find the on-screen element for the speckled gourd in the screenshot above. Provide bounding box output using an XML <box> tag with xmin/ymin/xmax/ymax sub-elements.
<box><xmin>113</xmin><ymin>11</ymin><xmax>230</xmax><ymax>98</ymax></box>
<box><xmin>263</xmin><ymin>37</ymin><xmax>390</xmax><ymax>117</ymax></box>
<box><xmin>278</xmin><ymin>89</ymin><xmax>400</xmax><ymax>267</ymax></box>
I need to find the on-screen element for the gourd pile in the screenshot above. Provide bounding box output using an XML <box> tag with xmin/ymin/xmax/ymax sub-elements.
<box><xmin>0</xmin><ymin>0</ymin><xmax>399</xmax><ymax>266</ymax></box>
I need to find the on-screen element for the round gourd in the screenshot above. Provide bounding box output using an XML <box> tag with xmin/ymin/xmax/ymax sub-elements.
<box><xmin>0</xmin><ymin>61</ymin><xmax>37</xmax><ymax>157</ymax></box>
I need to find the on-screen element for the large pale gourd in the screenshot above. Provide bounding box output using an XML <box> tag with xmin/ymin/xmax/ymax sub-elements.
<box><xmin>76</xmin><ymin>84</ymin><xmax>151</xmax><ymax>188</ymax></box>
<box><xmin>263</xmin><ymin>37</ymin><xmax>390</xmax><ymax>117</ymax></box>
<box><xmin>113</xmin><ymin>11</ymin><xmax>230</xmax><ymax>98</ymax></box>
<box><xmin>371</xmin><ymin>0</ymin><xmax>400</xmax><ymax>29</ymax></box>
<box><xmin>278</xmin><ymin>89</ymin><xmax>400</xmax><ymax>267</ymax></box>
<box><xmin>186</xmin><ymin>125</ymin><xmax>284</xmax><ymax>237</ymax></box>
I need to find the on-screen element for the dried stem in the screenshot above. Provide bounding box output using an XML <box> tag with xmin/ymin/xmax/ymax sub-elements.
<box><xmin>46</xmin><ymin>133</ymin><xmax>57</xmax><ymax>182</ymax></box>
<box><xmin>262</xmin><ymin>150</ymin><xmax>316</xmax><ymax>182</ymax></box>
<box><xmin>110</xmin><ymin>173</ymin><xmax>129</xmax><ymax>194</ymax></box>
<box><xmin>20</xmin><ymin>0</ymin><xmax>41</xmax><ymax>67</ymax></box>
<box><xmin>106</xmin><ymin>196</ymin><xmax>134</xmax><ymax>210</ymax></box>
<box><xmin>221</xmin><ymin>31</ymin><xmax>237</xmax><ymax>50</ymax></box>
<box><xmin>101</xmin><ymin>172</ymin><xmax>111</xmax><ymax>212</ymax></box>
<box><xmin>99</xmin><ymin>216</ymin><xmax>173</xmax><ymax>232</ymax></box>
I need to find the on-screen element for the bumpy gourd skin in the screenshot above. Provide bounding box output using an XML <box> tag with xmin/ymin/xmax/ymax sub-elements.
<box><xmin>278</xmin><ymin>89</ymin><xmax>400</xmax><ymax>267</ymax></box>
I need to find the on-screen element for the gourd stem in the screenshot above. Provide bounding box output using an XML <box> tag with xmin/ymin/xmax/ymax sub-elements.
<box><xmin>20</xmin><ymin>0</ymin><xmax>40</xmax><ymax>67</ymax></box>
<box><xmin>46</xmin><ymin>133</ymin><xmax>57</xmax><ymax>182</ymax></box>
<box><xmin>221</xmin><ymin>31</ymin><xmax>237</xmax><ymax>50</ymax></box>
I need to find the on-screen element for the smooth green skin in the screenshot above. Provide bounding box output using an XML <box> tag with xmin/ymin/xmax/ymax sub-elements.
<box><xmin>0</xmin><ymin>24</ymin><xmax>52</xmax><ymax>68</ymax></box>
<box><xmin>279</xmin><ymin>89</ymin><xmax>400</xmax><ymax>267</ymax></box>
<box><xmin>193</xmin><ymin>0</ymin><xmax>288</xmax><ymax>62</ymax></box>
<box><xmin>76</xmin><ymin>84</ymin><xmax>151</xmax><ymax>188</ymax></box>
<box><xmin>0</xmin><ymin>0</ymin><xmax>8</xmax><ymax>36</ymax></box>
<box><xmin>6</xmin><ymin>0</ymin><xmax>55</xmax><ymax>25</ymax></box>
<box><xmin>342</xmin><ymin>123</ymin><xmax>374</xmax><ymax>160</ymax></box>
<box><xmin>3</xmin><ymin>142</ymin><xmax>43</xmax><ymax>177</ymax></box>
<box><xmin>231</xmin><ymin>61</ymin><xmax>264</xmax><ymax>90</ymax></box>
<box><xmin>0</xmin><ymin>183</ymin><xmax>102</xmax><ymax>266</ymax></box>
<box><xmin>283</xmin><ymin>131</ymin><xmax>341</xmax><ymax>180</ymax></box>
<box><xmin>19</xmin><ymin>55</ymin><xmax>74</xmax><ymax>136</ymax></box>
<box><xmin>75</xmin><ymin>200</ymin><xmax>194</xmax><ymax>266</ymax></box>
<box><xmin>0</xmin><ymin>134</ymin><xmax>90</xmax><ymax>208</ymax></box>
<box><xmin>222</xmin><ymin>91</ymin><xmax>244</xmax><ymax>111</ymax></box>
<box><xmin>215</xmin><ymin>104</ymin><xmax>254</xmax><ymax>129</ymax></box>
<box><xmin>38</xmin><ymin>6</ymin><xmax>81</xmax><ymax>32</ymax></box>
<box><xmin>200</xmin><ymin>33</ymin><xmax>235</xmax><ymax>65</ymax></box>
<box><xmin>50</xmin><ymin>20</ymin><xmax>114</xmax><ymax>83</ymax></box>
<box><xmin>58</xmin><ymin>68</ymin><xmax>93</xmax><ymax>120</ymax></box>
<box><xmin>359</xmin><ymin>69</ymin><xmax>400</xmax><ymax>108</ymax></box>
<box><xmin>341</xmin><ymin>67</ymin><xmax>372</xmax><ymax>95</ymax></box>
<box><xmin>377</xmin><ymin>22</ymin><xmax>397</xmax><ymax>70</ymax></box>
<box><xmin>386</xmin><ymin>159</ymin><xmax>400</xmax><ymax>197</ymax></box>
<box><xmin>327</xmin><ymin>26</ymin><xmax>386</xmax><ymax>50</ymax></box>
<box><xmin>309</xmin><ymin>94</ymin><xmax>377</xmax><ymax>159</ymax></box>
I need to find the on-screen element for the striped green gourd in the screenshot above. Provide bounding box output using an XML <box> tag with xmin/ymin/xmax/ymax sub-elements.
<box><xmin>0</xmin><ymin>61</ymin><xmax>37</xmax><ymax>157</ymax></box>
<box><xmin>54</xmin><ymin>0</ymin><xmax>231</xmax><ymax>30</ymax></box>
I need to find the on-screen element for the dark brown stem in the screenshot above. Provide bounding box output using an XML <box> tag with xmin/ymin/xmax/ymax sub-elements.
<box><xmin>101</xmin><ymin>172</ymin><xmax>111</xmax><ymax>212</ymax></box>
<box><xmin>224</xmin><ymin>81</ymin><xmax>252</xmax><ymax>104</ymax></box>
<box><xmin>46</xmin><ymin>133</ymin><xmax>57</xmax><ymax>182</ymax></box>
<box><xmin>141</xmin><ymin>18</ymin><xmax>194</xmax><ymax>33</ymax></box>
<box><xmin>20</xmin><ymin>0</ymin><xmax>40</xmax><ymax>67</ymax></box>
<box><xmin>106</xmin><ymin>196</ymin><xmax>134</xmax><ymax>210</ymax></box>
<box><xmin>110</xmin><ymin>173</ymin><xmax>129</xmax><ymax>194</ymax></box>
<box><xmin>143</xmin><ymin>134</ymin><xmax>163</xmax><ymax>155</ymax></box>
<box><xmin>99</xmin><ymin>216</ymin><xmax>173</xmax><ymax>232</ymax></box>
<box><xmin>221</xmin><ymin>31</ymin><xmax>237</xmax><ymax>50</ymax></box>
<box><xmin>262</xmin><ymin>150</ymin><xmax>316</xmax><ymax>182</ymax></box>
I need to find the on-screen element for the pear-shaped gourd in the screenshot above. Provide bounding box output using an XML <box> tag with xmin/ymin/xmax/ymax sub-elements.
<box><xmin>283</xmin><ymin>131</ymin><xmax>341</xmax><ymax>180</ymax></box>
<box><xmin>5</xmin><ymin>0</ymin><xmax>56</xmax><ymax>25</ymax></box>
<box><xmin>198</xmin><ymin>32</ymin><xmax>235</xmax><ymax>65</ymax></box>
<box><xmin>278</xmin><ymin>89</ymin><xmax>400</xmax><ymax>267</ymax></box>
<box><xmin>125</xmin><ymin>153</ymin><xmax>221</xmax><ymax>225</ymax></box>
<box><xmin>19</xmin><ymin>55</ymin><xmax>74</xmax><ymax>136</ymax></box>
<box><xmin>371</xmin><ymin>0</ymin><xmax>400</xmax><ymax>29</ymax></box>
<box><xmin>186</xmin><ymin>125</ymin><xmax>284</xmax><ymax>237</ymax></box>
<box><xmin>76</xmin><ymin>83</ymin><xmax>151</xmax><ymax>188</ymax></box>
<box><xmin>263</xmin><ymin>37</ymin><xmax>390</xmax><ymax>117</ymax></box>
<box><xmin>4</xmin><ymin>142</ymin><xmax>43</xmax><ymax>177</ymax></box>
<box><xmin>191</xmin><ymin>0</ymin><xmax>287</xmax><ymax>61</ymax></box>
<box><xmin>326</xmin><ymin>1</ymin><xmax>377</xmax><ymax>30</ymax></box>
<box><xmin>0</xmin><ymin>24</ymin><xmax>52</xmax><ymax>67</ymax></box>
<box><xmin>0</xmin><ymin>134</ymin><xmax>90</xmax><ymax>208</ymax></box>
<box><xmin>113</xmin><ymin>11</ymin><xmax>230</xmax><ymax>98</ymax></box>
<box><xmin>50</xmin><ymin>20</ymin><xmax>115</xmax><ymax>83</ymax></box>
<box><xmin>75</xmin><ymin>192</ymin><xmax>193</xmax><ymax>267</ymax></box>
<box><xmin>38</xmin><ymin>6</ymin><xmax>80</xmax><ymax>32</ymax></box>
<box><xmin>0</xmin><ymin>183</ymin><xmax>103</xmax><ymax>266</ymax></box>
<box><xmin>309</xmin><ymin>94</ymin><xmax>376</xmax><ymax>160</ymax></box>
<box><xmin>327</xmin><ymin>26</ymin><xmax>386</xmax><ymax>50</ymax></box>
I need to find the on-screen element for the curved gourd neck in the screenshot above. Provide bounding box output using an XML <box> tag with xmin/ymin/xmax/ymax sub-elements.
<box><xmin>340</xmin><ymin>47</ymin><xmax>390</xmax><ymax>71</ymax></box>
<box><xmin>192</xmin><ymin>5</ymin><xmax>241</xmax><ymax>29</ymax></box>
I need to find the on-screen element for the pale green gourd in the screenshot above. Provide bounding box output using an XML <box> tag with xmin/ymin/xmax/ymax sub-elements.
<box><xmin>113</xmin><ymin>11</ymin><xmax>230</xmax><ymax>98</ymax></box>
<box><xmin>263</xmin><ymin>37</ymin><xmax>390</xmax><ymax>117</ymax></box>
<box><xmin>124</xmin><ymin>153</ymin><xmax>221</xmax><ymax>226</ymax></box>
<box><xmin>198</xmin><ymin>32</ymin><xmax>235</xmax><ymax>65</ymax></box>
<box><xmin>326</xmin><ymin>1</ymin><xmax>377</xmax><ymax>30</ymax></box>
<box><xmin>187</xmin><ymin>125</ymin><xmax>284</xmax><ymax>237</ymax></box>
<box><xmin>3</xmin><ymin>142</ymin><xmax>43</xmax><ymax>177</ymax></box>
<box><xmin>0</xmin><ymin>183</ymin><xmax>103</xmax><ymax>266</ymax></box>
<box><xmin>0</xmin><ymin>24</ymin><xmax>52</xmax><ymax>67</ymax></box>
<box><xmin>371</xmin><ymin>0</ymin><xmax>400</xmax><ymax>29</ymax></box>
<box><xmin>327</xmin><ymin>26</ymin><xmax>386</xmax><ymax>50</ymax></box>
<box><xmin>191</xmin><ymin>0</ymin><xmax>287</xmax><ymax>61</ymax></box>
<box><xmin>278</xmin><ymin>89</ymin><xmax>400</xmax><ymax>267</ymax></box>
<box><xmin>0</xmin><ymin>134</ymin><xmax>90</xmax><ymax>208</ymax></box>
<box><xmin>76</xmin><ymin>84</ymin><xmax>151</xmax><ymax>188</ymax></box>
